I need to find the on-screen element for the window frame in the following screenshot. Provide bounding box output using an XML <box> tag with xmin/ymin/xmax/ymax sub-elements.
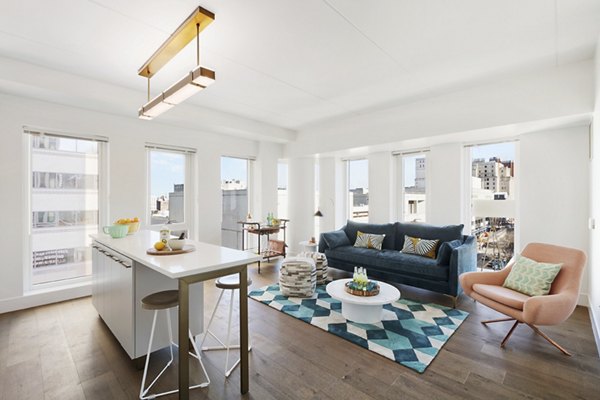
<box><xmin>345</xmin><ymin>158</ymin><xmax>369</xmax><ymax>223</ymax></box>
<box><xmin>396</xmin><ymin>151</ymin><xmax>430</xmax><ymax>223</ymax></box>
<box><xmin>146</xmin><ymin>146</ymin><xmax>195</xmax><ymax>238</ymax></box>
<box><xmin>23</xmin><ymin>130</ymin><xmax>109</xmax><ymax>292</ymax></box>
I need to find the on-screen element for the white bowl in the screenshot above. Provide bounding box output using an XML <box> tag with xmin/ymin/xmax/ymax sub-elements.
<box><xmin>168</xmin><ymin>238</ymin><xmax>185</xmax><ymax>250</ymax></box>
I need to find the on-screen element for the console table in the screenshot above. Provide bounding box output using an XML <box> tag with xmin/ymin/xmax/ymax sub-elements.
<box><xmin>239</xmin><ymin>219</ymin><xmax>289</xmax><ymax>273</ymax></box>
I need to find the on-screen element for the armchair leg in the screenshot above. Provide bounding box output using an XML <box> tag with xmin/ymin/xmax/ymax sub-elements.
<box><xmin>481</xmin><ymin>317</ymin><xmax>515</xmax><ymax>325</ymax></box>
<box><xmin>527</xmin><ymin>324</ymin><xmax>572</xmax><ymax>356</ymax></box>
<box><xmin>500</xmin><ymin>320</ymin><xmax>520</xmax><ymax>348</ymax></box>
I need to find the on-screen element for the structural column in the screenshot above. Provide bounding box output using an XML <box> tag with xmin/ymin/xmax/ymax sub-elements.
<box><xmin>288</xmin><ymin>157</ymin><xmax>315</xmax><ymax>253</ymax></box>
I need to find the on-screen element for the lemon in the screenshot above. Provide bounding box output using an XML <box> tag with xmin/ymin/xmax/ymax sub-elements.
<box><xmin>154</xmin><ymin>241</ymin><xmax>165</xmax><ymax>251</ymax></box>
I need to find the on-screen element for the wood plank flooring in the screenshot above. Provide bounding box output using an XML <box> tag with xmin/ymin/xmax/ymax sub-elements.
<box><xmin>0</xmin><ymin>262</ymin><xmax>598</xmax><ymax>399</ymax></box>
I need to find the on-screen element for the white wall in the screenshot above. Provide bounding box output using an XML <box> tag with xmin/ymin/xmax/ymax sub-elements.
<box><xmin>287</xmin><ymin>157</ymin><xmax>315</xmax><ymax>253</ymax></box>
<box><xmin>367</xmin><ymin>152</ymin><xmax>393</xmax><ymax>223</ymax></box>
<box><xmin>0</xmin><ymin>93</ymin><xmax>281</xmax><ymax>312</ymax></box>
<box><xmin>519</xmin><ymin>126</ymin><xmax>590</xmax><ymax>304</ymax></box>
<box><xmin>589</xmin><ymin>36</ymin><xmax>600</xmax><ymax>352</ymax></box>
<box><xmin>427</xmin><ymin>143</ymin><xmax>464</xmax><ymax>226</ymax></box>
<box><xmin>318</xmin><ymin>157</ymin><xmax>336</xmax><ymax>233</ymax></box>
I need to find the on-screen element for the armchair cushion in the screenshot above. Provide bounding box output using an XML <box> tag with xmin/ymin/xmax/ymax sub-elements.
<box><xmin>321</xmin><ymin>230</ymin><xmax>351</xmax><ymax>249</ymax></box>
<box><xmin>473</xmin><ymin>284</ymin><xmax>530</xmax><ymax>310</ymax></box>
<box><xmin>503</xmin><ymin>255</ymin><xmax>562</xmax><ymax>297</ymax></box>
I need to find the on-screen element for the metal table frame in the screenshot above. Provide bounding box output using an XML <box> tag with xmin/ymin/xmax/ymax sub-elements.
<box><xmin>177</xmin><ymin>264</ymin><xmax>250</xmax><ymax>399</ymax></box>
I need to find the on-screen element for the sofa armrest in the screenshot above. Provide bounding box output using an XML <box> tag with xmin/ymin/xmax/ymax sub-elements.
<box><xmin>448</xmin><ymin>235</ymin><xmax>477</xmax><ymax>296</ymax></box>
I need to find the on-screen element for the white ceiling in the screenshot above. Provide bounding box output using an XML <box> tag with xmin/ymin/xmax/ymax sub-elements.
<box><xmin>1</xmin><ymin>0</ymin><xmax>599</xmax><ymax>133</ymax></box>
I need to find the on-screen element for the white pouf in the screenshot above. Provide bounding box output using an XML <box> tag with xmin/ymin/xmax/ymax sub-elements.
<box><xmin>279</xmin><ymin>257</ymin><xmax>316</xmax><ymax>297</ymax></box>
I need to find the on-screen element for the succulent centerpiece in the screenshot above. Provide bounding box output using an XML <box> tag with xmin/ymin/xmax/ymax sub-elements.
<box><xmin>345</xmin><ymin>267</ymin><xmax>380</xmax><ymax>296</ymax></box>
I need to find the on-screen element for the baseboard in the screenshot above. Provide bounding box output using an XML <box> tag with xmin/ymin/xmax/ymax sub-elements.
<box><xmin>0</xmin><ymin>282</ymin><xmax>91</xmax><ymax>314</ymax></box>
<box><xmin>589</xmin><ymin>300</ymin><xmax>600</xmax><ymax>357</ymax></box>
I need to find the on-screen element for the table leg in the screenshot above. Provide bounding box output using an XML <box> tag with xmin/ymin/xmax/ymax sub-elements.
<box><xmin>239</xmin><ymin>266</ymin><xmax>249</xmax><ymax>394</ymax></box>
<box><xmin>179</xmin><ymin>279</ymin><xmax>190</xmax><ymax>400</ymax></box>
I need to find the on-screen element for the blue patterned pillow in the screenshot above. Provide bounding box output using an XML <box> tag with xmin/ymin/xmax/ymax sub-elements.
<box><xmin>322</xmin><ymin>231</ymin><xmax>351</xmax><ymax>249</ymax></box>
<box><xmin>436</xmin><ymin>239</ymin><xmax>463</xmax><ymax>265</ymax></box>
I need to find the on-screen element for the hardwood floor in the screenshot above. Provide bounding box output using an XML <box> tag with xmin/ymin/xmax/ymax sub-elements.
<box><xmin>1</xmin><ymin>262</ymin><xmax>598</xmax><ymax>399</ymax></box>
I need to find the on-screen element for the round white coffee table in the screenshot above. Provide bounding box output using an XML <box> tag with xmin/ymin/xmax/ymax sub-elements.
<box><xmin>326</xmin><ymin>279</ymin><xmax>401</xmax><ymax>324</ymax></box>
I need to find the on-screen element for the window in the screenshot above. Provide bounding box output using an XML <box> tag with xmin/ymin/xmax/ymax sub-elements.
<box><xmin>401</xmin><ymin>154</ymin><xmax>427</xmax><ymax>222</ymax></box>
<box><xmin>277</xmin><ymin>161</ymin><xmax>288</xmax><ymax>219</ymax></box>
<box><xmin>221</xmin><ymin>156</ymin><xmax>251</xmax><ymax>249</ymax></box>
<box><xmin>148</xmin><ymin>149</ymin><xmax>187</xmax><ymax>225</ymax></box>
<box><xmin>28</xmin><ymin>132</ymin><xmax>106</xmax><ymax>286</ymax></box>
<box><xmin>347</xmin><ymin>159</ymin><xmax>368</xmax><ymax>222</ymax></box>
<box><xmin>469</xmin><ymin>142</ymin><xmax>517</xmax><ymax>270</ymax></box>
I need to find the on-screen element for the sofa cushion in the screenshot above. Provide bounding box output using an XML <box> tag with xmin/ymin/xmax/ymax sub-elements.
<box><xmin>395</xmin><ymin>222</ymin><xmax>464</xmax><ymax>250</ymax></box>
<box><xmin>326</xmin><ymin>247</ymin><xmax>449</xmax><ymax>281</ymax></box>
<box><xmin>354</xmin><ymin>231</ymin><xmax>386</xmax><ymax>250</ymax></box>
<box><xmin>322</xmin><ymin>230</ymin><xmax>351</xmax><ymax>249</ymax></box>
<box><xmin>376</xmin><ymin>250</ymin><xmax>449</xmax><ymax>281</ymax></box>
<box><xmin>436</xmin><ymin>239</ymin><xmax>464</xmax><ymax>266</ymax></box>
<box><xmin>473</xmin><ymin>283</ymin><xmax>529</xmax><ymax>310</ymax></box>
<box><xmin>343</xmin><ymin>221</ymin><xmax>396</xmax><ymax>250</ymax></box>
<box><xmin>401</xmin><ymin>235</ymin><xmax>439</xmax><ymax>259</ymax></box>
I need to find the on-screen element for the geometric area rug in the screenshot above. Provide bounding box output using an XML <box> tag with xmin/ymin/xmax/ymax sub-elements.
<box><xmin>249</xmin><ymin>284</ymin><xmax>469</xmax><ymax>373</ymax></box>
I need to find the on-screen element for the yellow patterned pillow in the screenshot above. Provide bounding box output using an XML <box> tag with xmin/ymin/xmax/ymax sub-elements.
<box><xmin>401</xmin><ymin>235</ymin><xmax>439</xmax><ymax>259</ymax></box>
<box><xmin>353</xmin><ymin>231</ymin><xmax>386</xmax><ymax>250</ymax></box>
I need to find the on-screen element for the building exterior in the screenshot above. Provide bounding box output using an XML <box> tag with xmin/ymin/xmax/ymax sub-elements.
<box><xmin>30</xmin><ymin>135</ymin><xmax>99</xmax><ymax>285</ymax></box>
<box><xmin>472</xmin><ymin>157</ymin><xmax>513</xmax><ymax>196</ymax></box>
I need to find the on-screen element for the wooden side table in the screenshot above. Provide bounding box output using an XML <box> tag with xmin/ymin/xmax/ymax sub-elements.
<box><xmin>239</xmin><ymin>219</ymin><xmax>289</xmax><ymax>273</ymax></box>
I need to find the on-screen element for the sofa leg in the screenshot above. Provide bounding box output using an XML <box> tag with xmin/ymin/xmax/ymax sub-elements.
<box><xmin>527</xmin><ymin>324</ymin><xmax>572</xmax><ymax>356</ymax></box>
<box><xmin>452</xmin><ymin>296</ymin><xmax>457</xmax><ymax>308</ymax></box>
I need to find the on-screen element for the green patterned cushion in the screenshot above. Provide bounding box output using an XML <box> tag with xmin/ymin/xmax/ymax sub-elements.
<box><xmin>353</xmin><ymin>231</ymin><xmax>385</xmax><ymax>250</ymax></box>
<box><xmin>502</xmin><ymin>255</ymin><xmax>562</xmax><ymax>296</ymax></box>
<box><xmin>401</xmin><ymin>235</ymin><xmax>439</xmax><ymax>259</ymax></box>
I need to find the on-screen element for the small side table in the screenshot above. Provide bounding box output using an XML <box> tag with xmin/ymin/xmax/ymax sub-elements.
<box><xmin>299</xmin><ymin>240</ymin><xmax>318</xmax><ymax>253</ymax></box>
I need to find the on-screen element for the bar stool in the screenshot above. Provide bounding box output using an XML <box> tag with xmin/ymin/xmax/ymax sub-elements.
<box><xmin>139</xmin><ymin>290</ymin><xmax>210</xmax><ymax>400</ymax></box>
<box><xmin>199</xmin><ymin>275</ymin><xmax>252</xmax><ymax>377</ymax></box>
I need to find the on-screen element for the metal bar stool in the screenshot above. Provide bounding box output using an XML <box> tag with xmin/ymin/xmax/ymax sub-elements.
<box><xmin>139</xmin><ymin>290</ymin><xmax>210</xmax><ymax>399</ymax></box>
<box><xmin>199</xmin><ymin>275</ymin><xmax>252</xmax><ymax>377</ymax></box>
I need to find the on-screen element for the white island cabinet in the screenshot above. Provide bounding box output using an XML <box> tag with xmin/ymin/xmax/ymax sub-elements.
<box><xmin>90</xmin><ymin>233</ymin><xmax>203</xmax><ymax>360</ymax></box>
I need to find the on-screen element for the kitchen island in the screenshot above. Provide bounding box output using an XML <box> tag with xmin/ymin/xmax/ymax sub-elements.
<box><xmin>91</xmin><ymin>230</ymin><xmax>261</xmax><ymax>398</ymax></box>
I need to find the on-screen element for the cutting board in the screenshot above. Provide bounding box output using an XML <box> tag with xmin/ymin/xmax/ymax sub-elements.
<box><xmin>146</xmin><ymin>245</ymin><xmax>196</xmax><ymax>256</ymax></box>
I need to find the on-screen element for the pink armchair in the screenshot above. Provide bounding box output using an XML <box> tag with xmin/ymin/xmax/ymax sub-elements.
<box><xmin>459</xmin><ymin>242</ymin><xmax>586</xmax><ymax>355</ymax></box>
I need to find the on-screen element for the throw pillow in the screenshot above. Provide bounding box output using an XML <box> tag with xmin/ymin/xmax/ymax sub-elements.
<box><xmin>353</xmin><ymin>231</ymin><xmax>386</xmax><ymax>250</ymax></box>
<box><xmin>502</xmin><ymin>255</ymin><xmax>562</xmax><ymax>297</ymax></box>
<box><xmin>436</xmin><ymin>239</ymin><xmax>463</xmax><ymax>265</ymax></box>
<box><xmin>401</xmin><ymin>235</ymin><xmax>439</xmax><ymax>259</ymax></box>
<box><xmin>322</xmin><ymin>231</ymin><xmax>351</xmax><ymax>249</ymax></box>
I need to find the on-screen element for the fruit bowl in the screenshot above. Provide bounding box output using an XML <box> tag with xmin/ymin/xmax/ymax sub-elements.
<box><xmin>115</xmin><ymin>218</ymin><xmax>140</xmax><ymax>235</ymax></box>
<box><xmin>125</xmin><ymin>221</ymin><xmax>140</xmax><ymax>234</ymax></box>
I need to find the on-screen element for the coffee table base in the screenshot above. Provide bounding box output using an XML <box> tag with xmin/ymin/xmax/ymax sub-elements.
<box><xmin>341</xmin><ymin>302</ymin><xmax>383</xmax><ymax>324</ymax></box>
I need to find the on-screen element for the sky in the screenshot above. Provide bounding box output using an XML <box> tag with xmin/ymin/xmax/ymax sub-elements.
<box><xmin>221</xmin><ymin>156</ymin><xmax>248</xmax><ymax>184</ymax></box>
<box><xmin>150</xmin><ymin>151</ymin><xmax>185</xmax><ymax>197</ymax></box>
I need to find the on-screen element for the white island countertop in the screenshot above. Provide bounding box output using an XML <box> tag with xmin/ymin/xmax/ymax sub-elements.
<box><xmin>91</xmin><ymin>230</ymin><xmax>261</xmax><ymax>279</ymax></box>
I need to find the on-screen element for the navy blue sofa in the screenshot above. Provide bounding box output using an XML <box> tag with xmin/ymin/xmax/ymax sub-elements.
<box><xmin>319</xmin><ymin>221</ymin><xmax>477</xmax><ymax>303</ymax></box>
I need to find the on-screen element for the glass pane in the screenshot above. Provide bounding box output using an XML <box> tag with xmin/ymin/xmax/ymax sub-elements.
<box><xmin>30</xmin><ymin>136</ymin><xmax>99</xmax><ymax>285</ymax></box>
<box><xmin>221</xmin><ymin>157</ymin><xmax>248</xmax><ymax>249</ymax></box>
<box><xmin>149</xmin><ymin>150</ymin><xmax>186</xmax><ymax>224</ymax></box>
<box><xmin>470</xmin><ymin>142</ymin><xmax>516</xmax><ymax>270</ymax></box>
<box><xmin>403</xmin><ymin>155</ymin><xmax>426</xmax><ymax>222</ymax></box>
<box><xmin>348</xmin><ymin>159</ymin><xmax>368</xmax><ymax>222</ymax></box>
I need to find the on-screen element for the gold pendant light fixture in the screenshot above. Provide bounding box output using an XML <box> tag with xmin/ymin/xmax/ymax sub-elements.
<box><xmin>138</xmin><ymin>6</ymin><xmax>215</xmax><ymax>120</ymax></box>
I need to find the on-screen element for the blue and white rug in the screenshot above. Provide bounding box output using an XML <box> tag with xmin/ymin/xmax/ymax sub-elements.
<box><xmin>249</xmin><ymin>284</ymin><xmax>469</xmax><ymax>373</ymax></box>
